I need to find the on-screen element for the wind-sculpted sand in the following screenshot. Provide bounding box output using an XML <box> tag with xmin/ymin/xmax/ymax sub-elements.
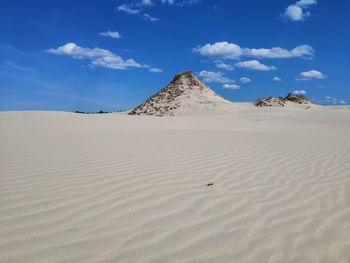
<box><xmin>1</xmin><ymin>107</ymin><xmax>350</xmax><ymax>262</ymax></box>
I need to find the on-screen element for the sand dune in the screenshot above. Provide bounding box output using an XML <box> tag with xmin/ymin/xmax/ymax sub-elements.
<box><xmin>129</xmin><ymin>71</ymin><xmax>235</xmax><ymax>116</ymax></box>
<box><xmin>1</xmin><ymin>107</ymin><xmax>350</xmax><ymax>262</ymax></box>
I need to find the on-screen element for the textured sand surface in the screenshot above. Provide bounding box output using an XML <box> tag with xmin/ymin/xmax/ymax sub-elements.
<box><xmin>1</xmin><ymin>107</ymin><xmax>350</xmax><ymax>262</ymax></box>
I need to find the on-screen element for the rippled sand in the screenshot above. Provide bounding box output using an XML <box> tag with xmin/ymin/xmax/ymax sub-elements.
<box><xmin>1</xmin><ymin>107</ymin><xmax>349</xmax><ymax>262</ymax></box>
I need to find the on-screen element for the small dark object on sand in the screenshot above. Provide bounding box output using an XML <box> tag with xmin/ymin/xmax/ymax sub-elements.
<box><xmin>206</xmin><ymin>183</ymin><xmax>214</xmax><ymax>187</ymax></box>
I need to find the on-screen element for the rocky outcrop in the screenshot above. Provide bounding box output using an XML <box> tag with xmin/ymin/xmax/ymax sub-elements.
<box><xmin>254</xmin><ymin>93</ymin><xmax>313</xmax><ymax>107</ymax></box>
<box><xmin>254</xmin><ymin>97</ymin><xmax>286</xmax><ymax>107</ymax></box>
<box><xmin>285</xmin><ymin>93</ymin><xmax>311</xmax><ymax>104</ymax></box>
<box><xmin>129</xmin><ymin>71</ymin><xmax>233</xmax><ymax>116</ymax></box>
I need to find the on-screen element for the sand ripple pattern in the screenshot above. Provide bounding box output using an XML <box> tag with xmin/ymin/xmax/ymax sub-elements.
<box><xmin>1</xmin><ymin>112</ymin><xmax>350</xmax><ymax>263</ymax></box>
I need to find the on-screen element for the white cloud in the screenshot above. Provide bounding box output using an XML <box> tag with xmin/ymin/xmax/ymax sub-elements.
<box><xmin>284</xmin><ymin>5</ymin><xmax>309</xmax><ymax>21</ymax></box>
<box><xmin>194</xmin><ymin>42</ymin><xmax>242</xmax><ymax>59</ymax></box>
<box><xmin>99</xmin><ymin>31</ymin><xmax>122</xmax><ymax>39</ymax></box>
<box><xmin>47</xmin><ymin>43</ymin><xmax>113</xmax><ymax>59</ymax></box>
<box><xmin>240</xmin><ymin>77</ymin><xmax>251</xmax><ymax>83</ymax></box>
<box><xmin>149</xmin><ymin>67</ymin><xmax>162</xmax><ymax>73</ymax></box>
<box><xmin>282</xmin><ymin>0</ymin><xmax>317</xmax><ymax>22</ymax></box>
<box><xmin>247</xmin><ymin>45</ymin><xmax>314</xmax><ymax>59</ymax></box>
<box><xmin>292</xmin><ymin>89</ymin><xmax>307</xmax><ymax>95</ymax></box>
<box><xmin>118</xmin><ymin>0</ymin><xmax>201</xmax><ymax>19</ymax></box>
<box><xmin>143</xmin><ymin>13</ymin><xmax>159</xmax><ymax>21</ymax></box>
<box><xmin>296</xmin><ymin>0</ymin><xmax>317</xmax><ymax>7</ymax></box>
<box><xmin>215</xmin><ymin>61</ymin><xmax>234</xmax><ymax>71</ymax></box>
<box><xmin>297</xmin><ymin>70</ymin><xmax>326</xmax><ymax>80</ymax></box>
<box><xmin>223</xmin><ymin>83</ymin><xmax>240</xmax><ymax>90</ymax></box>
<box><xmin>323</xmin><ymin>96</ymin><xmax>347</xmax><ymax>105</ymax></box>
<box><xmin>193</xmin><ymin>41</ymin><xmax>314</xmax><ymax>60</ymax></box>
<box><xmin>91</xmin><ymin>56</ymin><xmax>142</xmax><ymax>70</ymax></box>
<box><xmin>273</xmin><ymin>76</ymin><xmax>282</xmax><ymax>81</ymax></box>
<box><xmin>139</xmin><ymin>0</ymin><xmax>154</xmax><ymax>6</ymax></box>
<box><xmin>118</xmin><ymin>4</ymin><xmax>140</xmax><ymax>14</ymax></box>
<box><xmin>235</xmin><ymin>60</ymin><xmax>276</xmax><ymax>71</ymax></box>
<box><xmin>46</xmin><ymin>42</ymin><xmax>156</xmax><ymax>71</ymax></box>
<box><xmin>199</xmin><ymin>71</ymin><xmax>234</xmax><ymax>83</ymax></box>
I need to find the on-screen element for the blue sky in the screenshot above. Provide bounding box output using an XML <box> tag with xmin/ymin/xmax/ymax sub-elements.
<box><xmin>1</xmin><ymin>0</ymin><xmax>349</xmax><ymax>111</ymax></box>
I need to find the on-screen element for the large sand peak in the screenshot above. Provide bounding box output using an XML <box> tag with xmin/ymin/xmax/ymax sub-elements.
<box><xmin>129</xmin><ymin>71</ymin><xmax>233</xmax><ymax>116</ymax></box>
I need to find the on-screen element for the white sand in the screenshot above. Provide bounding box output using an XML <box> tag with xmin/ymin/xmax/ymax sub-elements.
<box><xmin>1</xmin><ymin>106</ymin><xmax>350</xmax><ymax>262</ymax></box>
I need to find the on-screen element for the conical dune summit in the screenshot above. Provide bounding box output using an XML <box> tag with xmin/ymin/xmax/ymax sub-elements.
<box><xmin>129</xmin><ymin>71</ymin><xmax>234</xmax><ymax>116</ymax></box>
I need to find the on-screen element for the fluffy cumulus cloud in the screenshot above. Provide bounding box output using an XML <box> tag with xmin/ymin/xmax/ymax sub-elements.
<box><xmin>47</xmin><ymin>43</ymin><xmax>117</xmax><ymax>60</ymax></box>
<box><xmin>273</xmin><ymin>76</ymin><xmax>282</xmax><ymax>81</ymax></box>
<box><xmin>194</xmin><ymin>42</ymin><xmax>242</xmax><ymax>60</ymax></box>
<box><xmin>46</xmin><ymin>42</ymin><xmax>160</xmax><ymax>72</ymax></box>
<box><xmin>284</xmin><ymin>5</ymin><xmax>307</xmax><ymax>21</ymax></box>
<box><xmin>240</xmin><ymin>77</ymin><xmax>251</xmax><ymax>83</ymax></box>
<box><xmin>282</xmin><ymin>0</ymin><xmax>317</xmax><ymax>22</ymax></box>
<box><xmin>215</xmin><ymin>61</ymin><xmax>234</xmax><ymax>71</ymax></box>
<box><xmin>99</xmin><ymin>31</ymin><xmax>121</xmax><ymax>39</ymax></box>
<box><xmin>323</xmin><ymin>96</ymin><xmax>347</xmax><ymax>105</ymax></box>
<box><xmin>235</xmin><ymin>60</ymin><xmax>276</xmax><ymax>71</ymax></box>
<box><xmin>193</xmin><ymin>41</ymin><xmax>314</xmax><ymax>60</ymax></box>
<box><xmin>223</xmin><ymin>83</ymin><xmax>240</xmax><ymax>90</ymax></box>
<box><xmin>292</xmin><ymin>89</ymin><xmax>307</xmax><ymax>95</ymax></box>
<box><xmin>297</xmin><ymin>70</ymin><xmax>326</xmax><ymax>80</ymax></box>
<box><xmin>199</xmin><ymin>71</ymin><xmax>234</xmax><ymax>83</ymax></box>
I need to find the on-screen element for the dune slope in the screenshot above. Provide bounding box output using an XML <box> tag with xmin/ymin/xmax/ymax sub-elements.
<box><xmin>129</xmin><ymin>71</ymin><xmax>234</xmax><ymax>116</ymax></box>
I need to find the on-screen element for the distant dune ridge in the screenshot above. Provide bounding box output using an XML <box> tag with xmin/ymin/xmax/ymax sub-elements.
<box><xmin>129</xmin><ymin>71</ymin><xmax>234</xmax><ymax>116</ymax></box>
<box><xmin>254</xmin><ymin>93</ymin><xmax>313</xmax><ymax>107</ymax></box>
<box><xmin>129</xmin><ymin>71</ymin><xmax>319</xmax><ymax>116</ymax></box>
